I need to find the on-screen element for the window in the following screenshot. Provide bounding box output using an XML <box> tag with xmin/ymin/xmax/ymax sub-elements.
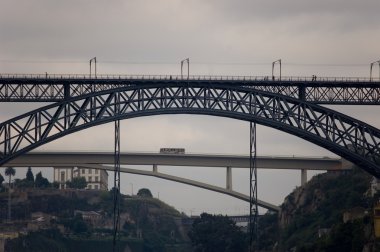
<box><xmin>95</xmin><ymin>169</ymin><xmax>99</xmax><ymax>174</ymax></box>
<box><xmin>60</xmin><ymin>171</ymin><xmax>65</xmax><ymax>182</ymax></box>
<box><xmin>82</xmin><ymin>169</ymin><xmax>85</xmax><ymax>174</ymax></box>
<box><xmin>88</xmin><ymin>169</ymin><xmax>92</xmax><ymax>174</ymax></box>
<box><xmin>88</xmin><ymin>176</ymin><xmax>92</xmax><ymax>182</ymax></box>
<box><xmin>95</xmin><ymin>185</ymin><xmax>99</xmax><ymax>190</ymax></box>
<box><xmin>95</xmin><ymin>176</ymin><xmax>99</xmax><ymax>182</ymax></box>
<box><xmin>88</xmin><ymin>185</ymin><xmax>92</xmax><ymax>189</ymax></box>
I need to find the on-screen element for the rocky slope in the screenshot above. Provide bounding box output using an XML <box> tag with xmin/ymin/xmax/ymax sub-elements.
<box><xmin>0</xmin><ymin>189</ymin><xmax>192</xmax><ymax>252</ymax></box>
<box><xmin>258</xmin><ymin>168</ymin><xmax>378</xmax><ymax>251</ymax></box>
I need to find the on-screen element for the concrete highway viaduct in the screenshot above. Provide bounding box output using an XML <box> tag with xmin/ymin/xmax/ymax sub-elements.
<box><xmin>5</xmin><ymin>152</ymin><xmax>353</xmax><ymax>212</ymax></box>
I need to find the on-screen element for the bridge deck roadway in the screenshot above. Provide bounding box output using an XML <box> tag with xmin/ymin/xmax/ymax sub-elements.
<box><xmin>5</xmin><ymin>152</ymin><xmax>348</xmax><ymax>170</ymax></box>
<box><xmin>2</xmin><ymin>152</ymin><xmax>348</xmax><ymax>212</ymax></box>
<box><xmin>1</xmin><ymin>75</ymin><xmax>380</xmax><ymax>104</ymax></box>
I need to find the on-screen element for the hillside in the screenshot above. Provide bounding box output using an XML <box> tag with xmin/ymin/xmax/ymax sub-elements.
<box><xmin>257</xmin><ymin>168</ymin><xmax>378</xmax><ymax>251</ymax></box>
<box><xmin>0</xmin><ymin>189</ymin><xmax>192</xmax><ymax>252</ymax></box>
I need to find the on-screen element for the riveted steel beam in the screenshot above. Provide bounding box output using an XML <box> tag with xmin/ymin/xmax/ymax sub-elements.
<box><xmin>0</xmin><ymin>83</ymin><xmax>380</xmax><ymax>177</ymax></box>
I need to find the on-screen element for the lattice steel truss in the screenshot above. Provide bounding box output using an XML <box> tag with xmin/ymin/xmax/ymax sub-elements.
<box><xmin>1</xmin><ymin>83</ymin><xmax>380</xmax><ymax>177</ymax></box>
<box><xmin>113</xmin><ymin>120</ymin><xmax>121</xmax><ymax>251</ymax></box>
<box><xmin>1</xmin><ymin>76</ymin><xmax>380</xmax><ymax>104</ymax></box>
<box><xmin>250</xmin><ymin>122</ymin><xmax>258</xmax><ymax>251</ymax></box>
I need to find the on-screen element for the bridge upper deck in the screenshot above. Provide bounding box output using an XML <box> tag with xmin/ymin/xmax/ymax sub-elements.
<box><xmin>1</xmin><ymin>74</ymin><xmax>380</xmax><ymax>104</ymax></box>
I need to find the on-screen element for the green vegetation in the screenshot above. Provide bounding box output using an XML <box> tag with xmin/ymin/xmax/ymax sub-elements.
<box><xmin>96</xmin><ymin>189</ymin><xmax>186</xmax><ymax>251</ymax></box>
<box><xmin>2</xmin><ymin>187</ymin><xmax>190</xmax><ymax>251</ymax></box>
<box><xmin>5</xmin><ymin>166</ymin><xmax>15</xmax><ymax>186</ymax></box>
<box><xmin>66</xmin><ymin>176</ymin><xmax>87</xmax><ymax>189</ymax></box>
<box><xmin>297</xmin><ymin>217</ymin><xmax>368</xmax><ymax>252</ymax></box>
<box><xmin>188</xmin><ymin>213</ymin><xmax>248</xmax><ymax>252</ymax></box>
<box><xmin>61</xmin><ymin>213</ymin><xmax>89</xmax><ymax>234</ymax></box>
<box><xmin>35</xmin><ymin>172</ymin><xmax>50</xmax><ymax>188</ymax></box>
<box><xmin>0</xmin><ymin>173</ymin><xmax>4</xmax><ymax>192</ymax></box>
<box><xmin>2</xmin><ymin>165</ymin><xmax>378</xmax><ymax>251</ymax></box>
<box><xmin>137</xmin><ymin>188</ymin><xmax>153</xmax><ymax>198</ymax></box>
<box><xmin>5</xmin><ymin>228</ymin><xmax>144</xmax><ymax>252</ymax></box>
<box><xmin>5</xmin><ymin>229</ymin><xmax>67</xmax><ymax>252</ymax></box>
<box><xmin>256</xmin><ymin>211</ymin><xmax>279</xmax><ymax>250</ymax></box>
<box><xmin>257</xmin><ymin>168</ymin><xmax>374</xmax><ymax>251</ymax></box>
<box><xmin>13</xmin><ymin>169</ymin><xmax>51</xmax><ymax>189</ymax></box>
<box><xmin>26</xmin><ymin>167</ymin><xmax>34</xmax><ymax>183</ymax></box>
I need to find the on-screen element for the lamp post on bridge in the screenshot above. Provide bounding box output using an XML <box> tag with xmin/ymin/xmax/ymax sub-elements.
<box><xmin>370</xmin><ymin>60</ymin><xmax>380</xmax><ymax>82</ymax></box>
<box><xmin>181</xmin><ymin>58</ymin><xmax>190</xmax><ymax>80</ymax></box>
<box><xmin>272</xmin><ymin>59</ymin><xmax>282</xmax><ymax>81</ymax></box>
<box><xmin>89</xmin><ymin>57</ymin><xmax>97</xmax><ymax>79</ymax></box>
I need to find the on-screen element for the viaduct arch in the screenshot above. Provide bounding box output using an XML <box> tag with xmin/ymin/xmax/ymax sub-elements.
<box><xmin>0</xmin><ymin>83</ymin><xmax>380</xmax><ymax>177</ymax></box>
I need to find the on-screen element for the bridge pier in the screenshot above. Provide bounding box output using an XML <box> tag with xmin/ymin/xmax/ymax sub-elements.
<box><xmin>301</xmin><ymin>169</ymin><xmax>307</xmax><ymax>186</ymax></box>
<box><xmin>226</xmin><ymin>166</ymin><xmax>232</xmax><ymax>190</ymax></box>
<box><xmin>153</xmin><ymin>164</ymin><xmax>158</xmax><ymax>173</ymax></box>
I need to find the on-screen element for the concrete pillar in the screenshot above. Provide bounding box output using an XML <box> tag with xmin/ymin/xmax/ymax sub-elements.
<box><xmin>153</xmin><ymin>164</ymin><xmax>158</xmax><ymax>173</ymax></box>
<box><xmin>301</xmin><ymin>169</ymin><xmax>307</xmax><ymax>186</ymax></box>
<box><xmin>226</xmin><ymin>166</ymin><xmax>232</xmax><ymax>190</ymax></box>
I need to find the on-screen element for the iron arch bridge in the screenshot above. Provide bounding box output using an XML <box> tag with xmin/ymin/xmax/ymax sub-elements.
<box><xmin>0</xmin><ymin>83</ymin><xmax>380</xmax><ymax>177</ymax></box>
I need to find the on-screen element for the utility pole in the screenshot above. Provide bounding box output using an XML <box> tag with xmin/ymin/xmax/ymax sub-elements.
<box><xmin>272</xmin><ymin>59</ymin><xmax>282</xmax><ymax>81</ymax></box>
<box><xmin>90</xmin><ymin>57</ymin><xmax>97</xmax><ymax>79</ymax></box>
<box><xmin>181</xmin><ymin>58</ymin><xmax>190</xmax><ymax>80</ymax></box>
<box><xmin>370</xmin><ymin>60</ymin><xmax>380</xmax><ymax>82</ymax></box>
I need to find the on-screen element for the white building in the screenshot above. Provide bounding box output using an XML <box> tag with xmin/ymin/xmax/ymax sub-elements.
<box><xmin>53</xmin><ymin>167</ymin><xmax>108</xmax><ymax>190</ymax></box>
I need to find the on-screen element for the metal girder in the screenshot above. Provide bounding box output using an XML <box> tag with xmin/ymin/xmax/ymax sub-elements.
<box><xmin>250</xmin><ymin>122</ymin><xmax>258</xmax><ymax>251</ymax></box>
<box><xmin>1</xmin><ymin>75</ymin><xmax>380</xmax><ymax>104</ymax></box>
<box><xmin>113</xmin><ymin>119</ymin><xmax>121</xmax><ymax>251</ymax></box>
<box><xmin>0</xmin><ymin>83</ymin><xmax>380</xmax><ymax>177</ymax></box>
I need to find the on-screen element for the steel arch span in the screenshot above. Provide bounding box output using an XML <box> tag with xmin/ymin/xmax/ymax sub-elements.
<box><xmin>0</xmin><ymin>83</ymin><xmax>380</xmax><ymax>176</ymax></box>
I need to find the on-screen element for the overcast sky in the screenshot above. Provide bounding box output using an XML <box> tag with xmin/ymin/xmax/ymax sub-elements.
<box><xmin>1</xmin><ymin>0</ymin><xmax>380</xmax><ymax>215</ymax></box>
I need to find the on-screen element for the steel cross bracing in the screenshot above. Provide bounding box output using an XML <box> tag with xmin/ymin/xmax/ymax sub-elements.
<box><xmin>1</xmin><ymin>75</ymin><xmax>380</xmax><ymax>104</ymax></box>
<box><xmin>250</xmin><ymin>122</ymin><xmax>258</xmax><ymax>251</ymax></box>
<box><xmin>113</xmin><ymin>119</ymin><xmax>121</xmax><ymax>251</ymax></box>
<box><xmin>0</xmin><ymin>83</ymin><xmax>380</xmax><ymax>177</ymax></box>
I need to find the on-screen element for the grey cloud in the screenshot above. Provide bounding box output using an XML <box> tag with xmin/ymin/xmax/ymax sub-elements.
<box><xmin>1</xmin><ymin>0</ymin><xmax>379</xmax><ymax>64</ymax></box>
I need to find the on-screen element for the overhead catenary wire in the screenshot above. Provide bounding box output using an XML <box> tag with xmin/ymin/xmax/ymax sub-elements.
<box><xmin>0</xmin><ymin>59</ymin><xmax>372</xmax><ymax>67</ymax></box>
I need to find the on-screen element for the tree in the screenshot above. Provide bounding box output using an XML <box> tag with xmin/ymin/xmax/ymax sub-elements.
<box><xmin>70</xmin><ymin>213</ymin><xmax>88</xmax><ymax>234</ymax></box>
<box><xmin>0</xmin><ymin>173</ymin><xmax>4</xmax><ymax>192</ymax></box>
<box><xmin>26</xmin><ymin>167</ymin><xmax>34</xmax><ymax>183</ymax></box>
<box><xmin>188</xmin><ymin>213</ymin><xmax>247</xmax><ymax>252</ymax></box>
<box><xmin>0</xmin><ymin>173</ymin><xmax>4</xmax><ymax>185</ymax></box>
<box><xmin>5</xmin><ymin>167</ymin><xmax>15</xmax><ymax>188</ymax></box>
<box><xmin>51</xmin><ymin>181</ymin><xmax>60</xmax><ymax>189</ymax></box>
<box><xmin>66</xmin><ymin>177</ymin><xmax>87</xmax><ymax>189</ymax></box>
<box><xmin>14</xmin><ymin>178</ymin><xmax>34</xmax><ymax>188</ymax></box>
<box><xmin>137</xmin><ymin>188</ymin><xmax>153</xmax><ymax>198</ymax></box>
<box><xmin>35</xmin><ymin>172</ymin><xmax>50</xmax><ymax>188</ymax></box>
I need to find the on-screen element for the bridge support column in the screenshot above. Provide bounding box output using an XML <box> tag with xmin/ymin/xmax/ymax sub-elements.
<box><xmin>153</xmin><ymin>164</ymin><xmax>158</xmax><ymax>173</ymax></box>
<box><xmin>226</xmin><ymin>166</ymin><xmax>232</xmax><ymax>190</ymax></box>
<box><xmin>301</xmin><ymin>169</ymin><xmax>307</xmax><ymax>186</ymax></box>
